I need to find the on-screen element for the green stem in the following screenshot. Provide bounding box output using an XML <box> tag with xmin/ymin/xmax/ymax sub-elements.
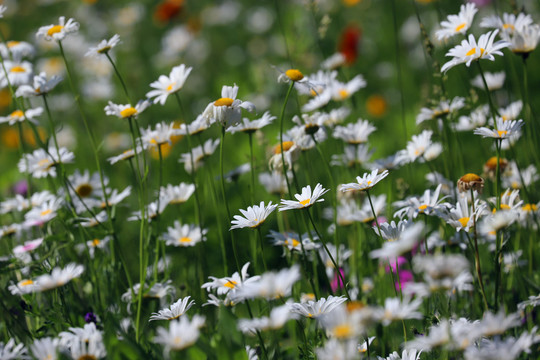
<box><xmin>279</xmin><ymin>82</ymin><xmax>295</xmax><ymax>199</ymax></box>
<box><xmin>469</xmin><ymin>189</ymin><xmax>489</xmax><ymax>311</ymax></box>
<box><xmin>105</xmin><ymin>52</ymin><xmax>131</xmax><ymax>103</ymax></box>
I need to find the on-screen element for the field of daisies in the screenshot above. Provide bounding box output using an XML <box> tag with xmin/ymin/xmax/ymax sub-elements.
<box><xmin>1</xmin><ymin>0</ymin><xmax>540</xmax><ymax>358</ymax></box>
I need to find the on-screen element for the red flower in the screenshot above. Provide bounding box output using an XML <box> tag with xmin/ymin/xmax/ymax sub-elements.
<box><xmin>338</xmin><ymin>25</ymin><xmax>362</xmax><ymax>65</ymax></box>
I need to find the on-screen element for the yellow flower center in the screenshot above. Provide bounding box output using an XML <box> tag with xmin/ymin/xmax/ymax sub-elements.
<box><xmin>460</xmin><ymin>173</ymin><xmax>482</xmax><ymax>183</ymax></box>
<box><xmin>455</xmin><ymin>23</ymin><xmax>466</xmax><ymax>32</ymax></box>
<box><xmin>7</xmin><ymin>41</ymin><xmax>20</xmax><ymax>48</ymax></box>
<box><xmin>37</xmin><ymin>158</ymin><xmax>53</xmax><ymax>169</ymax></box>
<box><xmin>285</xmin><ymin>69</ymin><xmax>304</xmax><ymax>82</ymax></box>
<box><xmin>47</xmin><ymin>25</ymin><xmax>64</xmax><ymax>37</ymax></box>
<box><xmin>10</xmin><ymin>110</ymin><xmax>24</xmax><ymax>118</ymax></box>
<box><xmin>20</xmin><ymin>279</ymin><xmax>33</xmax><ymax>286</ymax></box>
<box><xmin>497</xmin><ymin>130</ymin><xmax>508</xmax><ymax>137</ymax></box>
<box><xmin>338</xmin><ymin>89</ymin><xmax>349</xmax><ymax>99</ymax></box>
<box><xmin>274</xmin><ymin>141</ymin><xmax>295</xmax><ymax>154</ymax></box>
<box><xmin>333</xmin><ymin>324</ymin><xmax>353</xmax><ymax>338</ymax></box>
<box><xmin>503</xmin><ymin>23</ymin><xmax>515</xmax><ymax>30</ymax></box>
<box><xmin>10</xmin><ymin>66</ymin><xmax>26</xmax><ymax>73</ymax></box>
<box><xmin>166</xmin><ymin>82</ymin><xmax>176</xmax><ymax>92</ymax></box>
<box><xmin>284</xmin><ymin>238</ymin><xmax>300</xmax><ymax>247</ymax></box>
<box><xmin>214</xmin><ymin>97</ymin><xmax>234</xmax><ymax>107</ymax></box>
<box><xmin>92</xmin><ymin>239</ymin><xmax>101</xmax><ymax>246</ymax></box>
<box><xmin>179</xmin><ymin>237</ymin><xmax>192</xmax><ymax>243</ymax></box>
<box><xmin>76</xmin><ymin>184</ymin><xmax>93</xmax><ymax>198</ymax></box>
<box><xmin>458</xmin><ymin>217</ymin><xmax>470</xmax><ymax>228</ymax></box>
<box><xmin>523</xmin><ymin>204</ymin><xmax>538</xmax><ymax>212</ymax></box>
<box><xmin>40</xmin><ymin>209</ymin><xmax>53</xmax><ymax>217</ymax></box>
<box><xmin>224</xmin><ymin>280</ymin><xmax>237</xmax><ymax>289</ymax></box>
<box><xmin>418</xmin><ymin>204</ymin><xmax>428</xmax><ymax>212</ymax></box>
<box><xmin>97</xmin><ymin>46</ymin><xmax>112</xmax><ymax>54</ymax></box>
<box><xmin>250</xmin><ymin>218</ymin><xmax>261</xmax><ymax>228</ymax></box>
<box><xmin>465</xmin><ymin>47</ymin><xmax>477</xmax><ymax>56</ymax></box>
<box><xmin>120</xmin><ymin>107</ymin><xmax>137</xmax><ymax>118</ymax></box>
<box><xmin>500</xmin><ymin>204</ymin><xmax>511</xmax><ymax>210</ymax></box>
<box><xmin>299</xmin><ymin>198</ymin><xmax>311</xmax><ymax>206</ymax></box>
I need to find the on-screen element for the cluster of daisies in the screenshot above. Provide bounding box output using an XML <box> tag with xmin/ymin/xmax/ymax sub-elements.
<box><xmin>1</xmin><ymin>2</ymin><xmax>540</xmax><ymax>360</ymax></box>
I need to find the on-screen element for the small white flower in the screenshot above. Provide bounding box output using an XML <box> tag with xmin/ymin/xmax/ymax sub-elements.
<box><xmin>0</xmin><ymin>107</ymin><xmax>43</xmax><ymax>125</ymax></box>
<box><xmin>340</xmin><ymin>169</ymin><xmax>389</xmax><ymax>192</ymax></box>
<box><xmin>201</xmin><ymin>84</ymin><xmax>255</xmax><ymax>128</ymax></box>
<box><xmin>104</xmin><ymin>99</ymin><xmax>151</xmax><ymax>119</ymax></box>
<box><xmin>150</xmin><ymin>296</ymin><xmax>196</xmax><ymax>321</ymax></box>
<box><xmin>161</xmin><ymin>220</ymin><xmax>207</xmax><ymax>247</ymax></box>
<box><xmin>474</xmin><ymin>117</ymin><xmax>524</xmax><ymax>139</ymax></box>
<box><xmin>226</xmin><ymin>111</ymin><xmax>275</xmax><ymax>134</ymax></box>
<box><xmin>435</xmin><ymin>3</ymin><xmax>478</xmax><ymax>40</ymax></box>
<box><xmin>230</xmin><ymin>201</ymin><xmax>277</xmax><ymax>230</ymax></box>
<box><xmin>15</xmin><ymin>72</ymin><xmax>62</xmax><ymax>97</ymax></box>
<box><xmin>279</xmin><ymin>183</ymin><xmax>329</xmax><ymax>211</ymax></box>
<box><xmin>146</xmin><ymin>64</ymin><xmax>192</xmax><ymax>105</ymax></box>
<box><xmin>18</xmin><ymin>147</ymin><xmax>75</xmax><ymax>178</ymax></box>
<box><xmin>36</xmin><ymin>16</ymin><xmax>79</xmax><ymax>41</ymax></box>
<box><xmin>85</xmin><ymin>34</ymin><xmax>121</xmax><ymax>57</ymax></box>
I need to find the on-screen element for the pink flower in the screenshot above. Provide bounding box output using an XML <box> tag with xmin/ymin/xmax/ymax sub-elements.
<box><xmin>395</xmin><ymin>270</ymin><xmax>413</xmax><ymax>292</ymax></box>
<box><xmin>331</xmin><ymin>268</ymin><xmax>346</xmax><ymax>292</ymax></box>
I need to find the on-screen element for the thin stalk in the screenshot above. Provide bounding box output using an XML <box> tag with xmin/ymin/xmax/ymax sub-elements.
<box><xmin>306</xmin><ymin>208</ymin><xmax>351</xmax><ymax>300</ymax></box>
<box><xmin>105</xmin><ymin>52</ymin><xmax>131</xmax><ymax>103</ymax></box>
<box><xmin>279</xmin><ymin>82</ymin><xmax>295</xmax><ymax>199</ymax></box>
<box><xmin>220</xmin><ymin>125</ymin><xmax>241</xmax><ymax>273</ymax></box>
<box><xmin>468</xmin><ymin>189</ymin><xmax>489</xmax><ymax>311</ymax></box>
<box><xmin>256</xmin><ymin>226</ymin><xmax>268</xmax><ymax>272</ymax></box>
<box><xmin>248</xmin><ymin>131</ymin><xmax>256</xmax><ymax>205</ymax></box>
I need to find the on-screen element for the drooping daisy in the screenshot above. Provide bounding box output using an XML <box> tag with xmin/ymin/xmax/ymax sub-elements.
<box><xmin>177</xmin><ymin>115</ymin><xmax>210</xmax><ymax>136</ymax></box>
<box><xmin>0</xmin><ymin>107</ymin><xmax>43</xmax><ymax>125</ymax></box>
<box><xmin>435</xmin><ymin>3</ymin><xmax>478</xmax><ymax>40</ymax></box>
<box><xmin>15</xmin><ymin>72</ymin><xmax>63</xmax><ymax>97</ymax></box>
<box><xmin>226</xmin><ymin>111</ymin><xmax>276</xmax><ymax>134</ymax></box>
<box><xmin>340</xmin><ymin>169</ymin><xmax>389</xmax><ymax>192</ymax></box>
<box><xmin>85</xmin><ymin>34</ymin><xmax>121</xmax><ymax>57</ymax></box>
<box><xmin>289</xmin><ymin>296</ymin><xmax>347</xmax><ymax>319</ymax></box>
<box><xmin>149</xmin><ymin>296</ymin><xmax>195</xmax><ymax>321</ymax></box>
<box><xmin>159</xmin><ymin>183</ymin><xmax>195</xmax><ymax>205</ymax></box>
<box><xmin>36</xmin><ymin>16</ymin><xmax>79</xmax><ymax>41</ymax></box>
<box><xmin>441</xmin><ymin>30</ymin><xmax>510</xmax><ymax>72</ymax></box>
<box><xmin>153</xmin><ymin>315</ymin><xmax>205</xmax><ymax>355</ymax></box>
<box><xmin>333</xmin><ymin>118</ymin><xmax>376</xmax><ymax>144</ymax></box>
<box><xmin>268</xmin><ymin>140</ymin><xmax>300</xmax><ymax>172</ymax></box>
<box><xmin>18</xmin><ymin>147</ymin><xmax>75</xmax><ymax>178</ymax></box>
<box><xmin>471</xmin><ymin>71</ymin><xmax>506</xmax><ymax>91</ymax></box>
<box><xmin>238</xmin><ymin>302</ymin><xmax>298</xmax><ymax>335</ymax></box>
<box><xmin>502</xmin><ymin>23</ymin><xmax>540</xmax><ymax>54</ymax></box>
<box><xmin>104</xmin><ymin>99</ymin><xmax>151</xmax><ymax>119</ymax></box>
<box><xmin>230</xmin><ymin>201</ymin><xmax>278</xmax><ymax>230</ymax></box>
<box><xmin>107</xmin><ymin>147</ymin><xmax>143</xmax><ymax>165</ymax></box>
<box><xmin>474</xmin><ymin>117</ymin><xmax>524</xmax><ymax>139</ymax></box>
<box><xmin>279</xmin><ymin>183</ymin><xmax>329</xmax><ymax>211</ymax></box>
<box><xmin>179</xmin><ymin>138</ymin><xmax>220</xmax><ymax>173</ymax></box>
<box><xmin>161</xmin><ymin>220</ymin><xmax>207</xmax><ymax>247</ymax></box>
<box><xmin>146</xmin><ymin>64</ymin><xmax>192</xmax><ymax>105</ymax></box>
<box><xmin>201</xmin><ymin>84</ymin><xmax>255</xmax><ymax>128</ymax></box>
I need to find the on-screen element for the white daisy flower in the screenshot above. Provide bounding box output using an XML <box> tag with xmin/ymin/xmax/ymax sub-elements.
<box><xmin>238</xmin><ymin>302</ymin><xmax>297</xmax><ymax>335</ymax></box>
<box><xmin>289</xmin><ymin>296</ymin><xmax>347</xmax><ymax>319</ymax></box>
<box><xmin>379</xmin><ymin>349</ymin><xmax>422</xmax><ymax>360</ymax></box>
<box><xmin>159</xmin><ymin>183</ymin><xmax>195</xmax><ymax>205</ymax></box>
<box><xmin>179</xmin><ymin>138</ymin><xmax>220</xmax><ymax>173</ymax></box>
<box><xmin>268</xmin><ymin>230</ymin><xmax>320</xmax><ymax>253</ymax></box>
<box><xmin>0</xmin><ymin>339</ymin><xmax>28</xmax><ymax>359</ymax></box>
<box><xmin>375</xmin><ymin>297</ymin><xmax>423</xmax><ymax>326</ymax></box>
<box><xmin>393</xmin><ymin>184</ymin><xmax>450</xmax><ymax>219</ymax></box>
<box><xmin>316</xmin><ymin>338</ymin><xmax>358</xmax><ymax>360</ymax></box>
<box><xmin>177</xmin><ymin>115</ymin><xmax>210</xmax><ymax>136</ymax></box>
<box><xmin>331</xmin><ymin>144</ymin><xmax>374</xmax><ymax>168</ymax></box>
<box><xmin>441</xmin><ymin>30</ymin><xmax>510</xmax><ymax>73</ymax></box>
<box><xmin>435</xmin><ymin>3</ymin><xmax>478</xmax><ymax>40</ymax></box>
<box><xmin>149</xmin><ymin>296</ymin><xmax>196</xmax><ymax>321</ymax></box>
<box><xmin>59</xmin><ymin>323</ymin><xmax>106</xmax><ymax>360</ymax></box>
<box><xmin>471</xmin><ymin>71</ymin><xmax>505</xmax><ymax>91</ymax></box>
<box><xmin>140</xmin><ymin>122</ymin><xmax>181</xmax><ymax>148</ymax></box>
<box><xmin>340</xmin><ymin>169</ymin><xmax>389</xmax><ymax>192</ymax></box>
<box><xmin>85</xmin><ymin>34</ymin><xmax>121</xmax><ymax>57</ymax></box>
<box><xmin>480</xmin><ymin>12</ymin><xmax>533</xmax><ymax>32</ymax></box>
<box><xmin>321</xmin><ymin>52</ymin><xmax>347</xmax><ymax>70</ymax></box>
<box><xmin>437</xmin><ymin>194</ymin><xmax>487</xmax><ymax>232</ymax></box>
<box><xmin>230</xmin><ymin>201</ymin><xmax>278</xmax><ymax>230</ymax></box>
<box><xmin>231</xmin><ymin>265</ymin><xmax>301</xmax><ymax>301</ymax></box>
<box><xmin>30</xmin><ymin>263</ymin><xmax>84</xmax><ymax>293</ymax></box>
<box><xmin>202</xmin><ymin>262</ymin><xmax>260</xmax><ymax>300</ymax></box>
<box><xmin>146</xmin><ymin>64</ymin><xmax>192</xmax><ymax>105</ymax></box>
<box><xmin>370</xmin><ymin>222</ymin><xmax>424</xmax><ymax>259</ymax></box>
<box><xmin>474</xmin><ymin>117</ymin><xmax>524</xmax><ymax>139</ymax></box>
<box><xmin>18</xmin><ymin>147</ymin><xmax>75</xmax><ymax>178</ymax></box>
<box><xmin>15</xmin><ymin>72</ymin><xmax>63</xmax><ymax>97</ymax></box>
<box><xmin>153</xmin><ymin>315</ymin><xmax>205</xmax><ymax>355</ymax></box>
<box><xmin>258</xmin><ymin>171</ymin><xmax>288</xmax><ymax>195</ymax></box>
<box><xmin>201</xmin><ymin>84</ymin><xmax>255</xmax><ymax>128</ymax></box>
<box><xmin>36</xmin><ymin>16</ymin><xmax>80</xmax><ymax>41</ymax></box>
<box><xmin>161</xmin><ymin>220</ymin><xmax>207</xmax><ymax>247</ymax></box>
<box><xmin>75</xmin><ymin>236</ymin><xmax>110</xmax><ymax>258</ymax></box>
<box><xmin>226</xmin><ymin>111</ymin><xmax>275</xmax><ymax>134</ymax></box>
<box><xmin>1</xmin><ymin>60</ymin><xmax>33</xmax><ymax>87</ymax></box>
<box><xmin>0</xmin><ymin>41</ymin><xmax>35</xmax><ymax>61</ymax></box>
<box><xmin>0</xmin><ymin>107</ymin><xmax>43</xmax><ymax>125</ymax></box>
<box><xmin>455</xmin><ymin>105</ymin><xmax>489</xmax><ymax>131</ymax></box>
<box><xmin>502</xmin><ymin>24</ymin><xmax>540</xmax><ymax>54</ymax></box>
<box><xmin>30</xmin><ymin>337</ymin><xmax>59</xmax><ymax>360</ymax></box>
<box><xmin>333</xmin><ymin>118</ymin><xmax>376</xmax><ymax>144</ymax></box>
<box><xmin>279</xmin><ymin>183</ymin><xmax>329</xmax><ymax>211</ymax></box>
<box><xmin>268</xmin><ymin>140</ymin><xmax>300</xmax><ymax>172</ymax></box>
<box><xmin>104</xmin><ymin>99</ymin><xmax>151</xmax><ymax>119</ymax></box>
<box><xmin>416</xmin><ymin>97</ymin><xmax>465</xmax><ymax>125</ymax></box>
